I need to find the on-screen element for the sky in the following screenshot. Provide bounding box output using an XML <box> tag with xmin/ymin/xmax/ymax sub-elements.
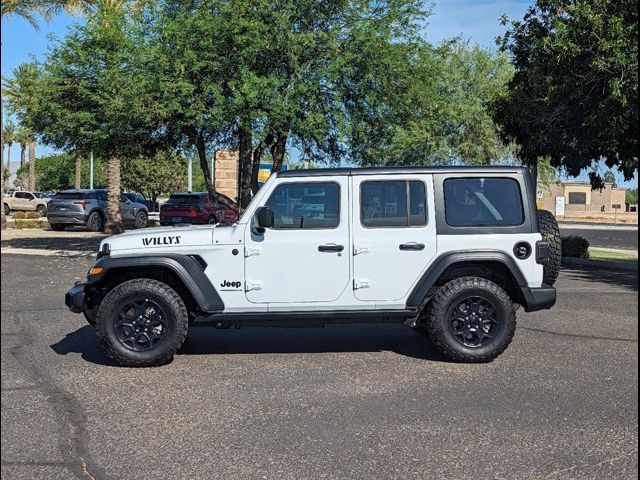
<box><xmin>1</xmin><ymin>0</ymin><xmax>637</xmax><ymax>188</ymax></box>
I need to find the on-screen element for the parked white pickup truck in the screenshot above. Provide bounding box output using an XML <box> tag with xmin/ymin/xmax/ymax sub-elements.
<box><xmin>3</xmin><ymin>190</ymin><xmax>51</xmax><ymax>216</ymax></box>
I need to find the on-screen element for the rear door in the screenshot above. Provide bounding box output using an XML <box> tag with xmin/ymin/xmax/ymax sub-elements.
<box><xmin>244</xmin><ymin>177</ymin><xmax>350</xmax><ymax>305</ymax></box>
<box><xmin>351</xmin><ymin>174</ymin><xmax>437</xmax><ymax>302</ymax></box>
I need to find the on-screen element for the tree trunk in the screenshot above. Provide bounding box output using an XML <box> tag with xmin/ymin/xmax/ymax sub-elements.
<box><xmin>192</xmin><ymin>134</ymin><xmax>237</xmax><ymax>210</ymax></box>
<box><xmin>270</xmin><ymin>133</ymin><xmax>288</xmax><ymax>173</ymax></box>
<box><xmin>105</xmin><ymin>156</ymin><xmax>123</xmax><ymax>235</ymax></box>
<box><xmin>238</xmin><ymin>123</ymin><xmax>253</xmax><ymax>209</ymax></box>
<box><xmin>251</xmin><ymin>132</ymin><xmax>274</xmax><ymax>194</ymax></box>
<box><xmin>28</xmin><ymin>142</ymin><xmax>36</xmax><ymax>191</ymax></box>
<box><xmin>6</xmin><ymin>145</ymin><xmax>11</xmax><ymax>171</ymax></box>
<box><xmin>75</xmin><ymin>152</ymin><xmax>82</xmax><ymax>189</ymax></box>
<box><xmin>20</xmin><ymin>145</ymin><xmax>26</xmax><ymax>169</ymax></box>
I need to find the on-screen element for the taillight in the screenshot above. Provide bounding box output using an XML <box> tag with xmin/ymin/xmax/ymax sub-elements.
<box><xmin>189</xmin><ymin>207</ymin><xmax>201</xmax><ymax>217</ymax></box>
<box><xmin>73</xmin><ymin>201</ymin><xmax>89</xmax><ymax>207</ymax></box>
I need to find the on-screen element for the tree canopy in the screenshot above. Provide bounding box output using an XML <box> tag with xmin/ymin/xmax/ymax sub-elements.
<box><xmin>496</xmin><ymin>0</ymin><xmax>638</xmax><ymax>186</ymax></box>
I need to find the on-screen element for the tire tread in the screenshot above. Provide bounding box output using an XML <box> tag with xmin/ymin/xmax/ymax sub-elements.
<box><xmin>427</xmin><ymin>276</ymin><xmax>516</xmax><ymax>363</ymax></box>
<box><xmin>94</xmin><ymin>278</ymin><xmax>188</xmax><ymax>367</ymax></box>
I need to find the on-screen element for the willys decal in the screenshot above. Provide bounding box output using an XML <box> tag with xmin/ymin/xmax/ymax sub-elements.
<box><xmin>142</xmin><ymin>235</ymin><xmax>182</xmax><ymax>246</ymax></box>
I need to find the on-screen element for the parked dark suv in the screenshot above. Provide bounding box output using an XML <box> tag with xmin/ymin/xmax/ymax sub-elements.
<box><xmin>160</xmin><ymin>192</ymin><xmax>238</xmax><ymax>226</ymax></box>
<box><xmin>47</xmin><ymin>189</ymin><xmax>149</xmax><ymax>232</ymax></box>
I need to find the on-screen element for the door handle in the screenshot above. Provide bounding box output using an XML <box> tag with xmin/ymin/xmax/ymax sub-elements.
<box><xmin>318</xmin><ymin>244</ymin><xmax>344</xmax><ymax>252</ymax></box>
<box><xmin>399</xmin><ymin>242</ymin><xmax>425</xmax><ymax>251</ymax></box>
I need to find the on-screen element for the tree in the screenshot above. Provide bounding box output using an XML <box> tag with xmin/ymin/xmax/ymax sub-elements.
<box><xmin>122</xmin><ymin>152</ymin><xmax>186</xmax><ymax>205</ymax></box>
<box><xmin>603</xmin><ymin>170</ymin><xmax>617</xmax><ymax>186</ymax></box>
<box><xmin>626</xmin><ymin>188</ymin><xmax>638</xmax><ymax>206</ymax></box>
<box><xmin>2</xmin><ymin>121</ymin><xmax>16</xmax><ymax>169</ymax></box>
<box><xmin>137</xmin><ymin>0</ymin><xmax>432</xmax><ymax>209</ymax></box>
<box><xmin>15</xmin><ymin>152</ymin><xmax>107</xmax><ymax>191</ymax></box>
<box><xmin>496</xmin><ymin>0</ymin><xmax>638</xmax><ymax>186</ymax></box>
<box><xmin>14</xmin><ymin>125</ymin><xmax>30</xmax><ymax>169</ymax></box>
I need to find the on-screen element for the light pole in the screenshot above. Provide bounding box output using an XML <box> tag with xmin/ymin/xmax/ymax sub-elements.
<box><xmin>187</xmin><ymin>155</ymin><xmax>193</xmax><ymax>192</ymax></box>
<box><xmin>89</xmin><ymin>150</ymin><xmax>94</xmax><ymax>189</ymax></box>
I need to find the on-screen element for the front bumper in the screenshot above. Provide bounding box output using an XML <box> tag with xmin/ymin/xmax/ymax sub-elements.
<box><xmin>522</xmin><ymin>284</ymin><xmax>556</xmax><ymax>312</ymax></box>
<box><xmin>65</xmin><ymin>282</ymin><xmax>87</xmax><ymax>313</ymax></box>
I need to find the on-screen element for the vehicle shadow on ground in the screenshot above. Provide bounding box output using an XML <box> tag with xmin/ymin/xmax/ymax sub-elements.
<box><xmin>50</xmin><ymin>324</ymin><xmax>449</xmax><ymax>366</ymax></box>
<box><xmin>50</xmin><ymin>325</ymin><xmax>116</xmax><ymax>366</ymax></box>
<box><xmin>560</xmin><ymin>265</ymin><xmax>638</xmax><ymax>292</ymax></box>
<box><xmin>1</xmin><ymin>235</ymin><xmax>105</xmax><ymax>251</ymax></box>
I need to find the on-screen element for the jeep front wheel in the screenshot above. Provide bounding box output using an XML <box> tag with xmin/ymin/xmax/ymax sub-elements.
<box><xmin>94</xmin><ymin>279</ymin><xmax>188</xmax><ymax>367</ymax></box>
<box><xmin>427</xmin><ymin>277</ymin><xmax>516</xmax><ymax>363</ymax></box>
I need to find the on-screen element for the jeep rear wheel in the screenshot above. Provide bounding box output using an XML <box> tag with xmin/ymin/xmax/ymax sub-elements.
<box><xmin>94</xmin><ymin>279</ymin><xmax>188</xmax><ymax>367</ymax></box>
<box><xmin>538</xmin><ymin>210</ymin><xmax>561</xmax><ymax>286</ymax></box>
<box><xmin>427</xmin><ymin>277</ymin><xmax>516</xmax><ymax>363</ymax></box>
<box><xmin>4</xmin><ymin>203</ymin><xmax>10</xmax><ymax>216</ymax></box>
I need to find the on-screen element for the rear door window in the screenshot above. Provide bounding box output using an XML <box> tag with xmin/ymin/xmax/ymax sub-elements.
<box><xmin>444</xmin><ymin>178</ymin><xmax>524</xmax><ymax>227</ymax></box>
<box><xmin>360</xmin><ymin>180</ymin><xmax>427</xmax><ymax>227</ymax></box>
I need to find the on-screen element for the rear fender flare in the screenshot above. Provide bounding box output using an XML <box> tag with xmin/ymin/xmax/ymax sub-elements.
<box><xmin>406</xmin><ymin>251</ymin><xmax>527</xmax><ymax>309</ymax></box>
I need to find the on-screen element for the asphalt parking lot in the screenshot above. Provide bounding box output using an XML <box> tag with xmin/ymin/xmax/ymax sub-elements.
<box><xmin>1</xmin><ymin>254</ymin><xmax>638</xmax><ymax>479</ymax></box>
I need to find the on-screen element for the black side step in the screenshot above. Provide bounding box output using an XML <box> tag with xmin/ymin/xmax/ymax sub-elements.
<box><xmin>192</xmin><ymin>309</ymin><xmax>418</xmax><ymax>328</ymax></box>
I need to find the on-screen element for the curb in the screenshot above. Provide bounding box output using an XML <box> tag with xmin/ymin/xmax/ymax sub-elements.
<box><xmin>562</xmin><ymin>257</ymin><xmax>638</xmax><ymax>272</ymax></box>
<box><xmin>1</xmin><ymin>247</ymin><xmax>94</xmax><ymax>258</ymax></box>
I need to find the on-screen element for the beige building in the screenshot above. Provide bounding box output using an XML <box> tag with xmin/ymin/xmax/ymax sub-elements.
<box><xmin>538</xmin><ymin>181</ymin><xmax>627</xmax><ymax>213</ymax></box>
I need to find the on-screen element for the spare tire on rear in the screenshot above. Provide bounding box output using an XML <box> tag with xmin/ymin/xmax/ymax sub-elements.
<box><xmin>537</xmin><ymin>210</ymin><xmax>561</xmax><ymax>286</ymax></box>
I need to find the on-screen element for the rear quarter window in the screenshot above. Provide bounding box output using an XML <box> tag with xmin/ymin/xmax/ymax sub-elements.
<box><xmin>444</xmin><ymin>178</ymin><xmax>524</xmax><ymax>227</ymax></box>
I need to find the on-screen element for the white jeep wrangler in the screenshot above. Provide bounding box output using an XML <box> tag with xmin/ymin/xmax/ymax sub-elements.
<box><xmin>66</xmin><ymin>167</ymin><xmax>560</xmax><ymax>367</ymax></box>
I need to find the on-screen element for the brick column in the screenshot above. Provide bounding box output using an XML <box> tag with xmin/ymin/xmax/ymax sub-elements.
<box><xmin>214</xmin><ymin>150</ymin><xmax>239</xmax><ymax>202</ymax></box>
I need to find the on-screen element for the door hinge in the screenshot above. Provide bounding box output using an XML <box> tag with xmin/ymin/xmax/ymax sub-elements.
<box><xmin>245</xmin><ymin>247</ymin><xmax>261</xmax><ymax>257</ymax></box>
<box><xmin>353</xmin><ymin>245</ymin><xmax>369</xmax><ymax>255</ymax></box>
<box><xmin>245</xmin><ymin>280</ymin><xmax>263</xmax><ymax>292</ymax></box>
<box><xmin>353</xmin><ymin>278</ymin><xmax>370</xmax><ymax>290</ymax></box>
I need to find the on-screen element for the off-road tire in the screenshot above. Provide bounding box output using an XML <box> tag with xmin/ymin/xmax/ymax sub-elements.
<box><xmin>50</xmin><ymin>223</ymin><xmax>66</xmax><ymax>231</ymax></box>
<box><xmin>427</xmin><ymin>277</ymin><xmax>516</xmax><ymax>363</ymax></box>
<box><xmin>86</xmin><ymin>211</ymin><xmax>104</xmax><ymax>232</ymax></box>
<box><xmin>3</xmin><ymin>203</ymin><xmax>10</xmax><ymax>216</ymax></box>
<box><xmin>94</xmin><ymin>279</ymin><xmax>188</xmax><ymax>367</ymax></box>
<box><xmin>134</xmin><ymin>211</ymin><xmax>148</xmax><ymax>229</ymax></box>
<box><xmin>36</xmin><ymin>205</ymin><xmax>48</xmax><ymax>217</ymax></box>
<box><xmin>537</xmin><ymin>210</ymin><xmax>561</xmax><ymax>286</ymax></box>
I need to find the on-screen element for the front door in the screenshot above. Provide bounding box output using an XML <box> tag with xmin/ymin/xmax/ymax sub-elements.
<box><xmin>351</xmin><ymin>175</ymin><xmax>437</xmax><ymax>302</ymax></box>
<box><xmin>244</xmin><ymin>177</ymin><xmax>350</xmax><ymax>305</ymax></box>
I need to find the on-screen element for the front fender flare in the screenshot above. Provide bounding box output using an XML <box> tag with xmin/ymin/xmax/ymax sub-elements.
<box><xmin>88</xmin><ymin>254</ymin><xmax>224</xmax><ymax>313</ymax></box>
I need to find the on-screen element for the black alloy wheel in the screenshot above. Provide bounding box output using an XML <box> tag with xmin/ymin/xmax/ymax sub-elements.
<box><xmin>113</xmin><ymin>299</ymin><xmax>168</xmax><ymax>352</ymax></box>
<box><xmin>448</xmin><ymin>296</ymin><xmax>500</xmax><ymax>348</ymax></box>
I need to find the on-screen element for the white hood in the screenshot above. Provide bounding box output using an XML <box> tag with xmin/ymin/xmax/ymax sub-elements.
<box><xmin>100</xmin><ymin>224</ymin><xmax>242</xmax><ymax>256</ymax></box>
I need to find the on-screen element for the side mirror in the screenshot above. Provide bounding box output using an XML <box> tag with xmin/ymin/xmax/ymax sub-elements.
<box><xmin>253</xmin><ymin>206</ymin><xmax>274</xmax><ymax>234</ymax></box>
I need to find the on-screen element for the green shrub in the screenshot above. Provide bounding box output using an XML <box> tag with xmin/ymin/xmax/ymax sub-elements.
<box><xmin>13</xmin><ymin>211</ymin><xmax>41</xmax><ymax>219</ymax></box>
<box><xmin>14</xmin><ymin>219</ymin><xmax>49</xmax><ymax>229</ymax></box>
<box><xmin>562</xmin><ymin>236</ymin><xmax>590</xmax><ymax>258</ymax></box>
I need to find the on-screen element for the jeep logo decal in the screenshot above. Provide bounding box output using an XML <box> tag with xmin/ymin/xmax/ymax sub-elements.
<box><xmin>142</xmin><ymin>235</ymin><xmax>181</xmax><ymax>246</ymax></box>
<box><xmin>220</xmin><ymin>280</ymin><xmax>242</xmax><ymax>290</ymax></box>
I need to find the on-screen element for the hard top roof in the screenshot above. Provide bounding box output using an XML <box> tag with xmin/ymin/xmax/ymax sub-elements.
<box><xmin>277</xmin><ymin>165</ymin><xmax>529</xmax><ymax>178</ymax></box>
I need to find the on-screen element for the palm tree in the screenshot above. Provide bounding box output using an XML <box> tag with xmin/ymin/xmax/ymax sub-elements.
<box><xmin>3</xmin><ymin>121</ymin><xmax>17</xmax><ymax>171</ymax></box>
<box><xmin>14</xmin><ymin>125</ymin><xmax>31</xmax><ymax>169</ymax></box>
